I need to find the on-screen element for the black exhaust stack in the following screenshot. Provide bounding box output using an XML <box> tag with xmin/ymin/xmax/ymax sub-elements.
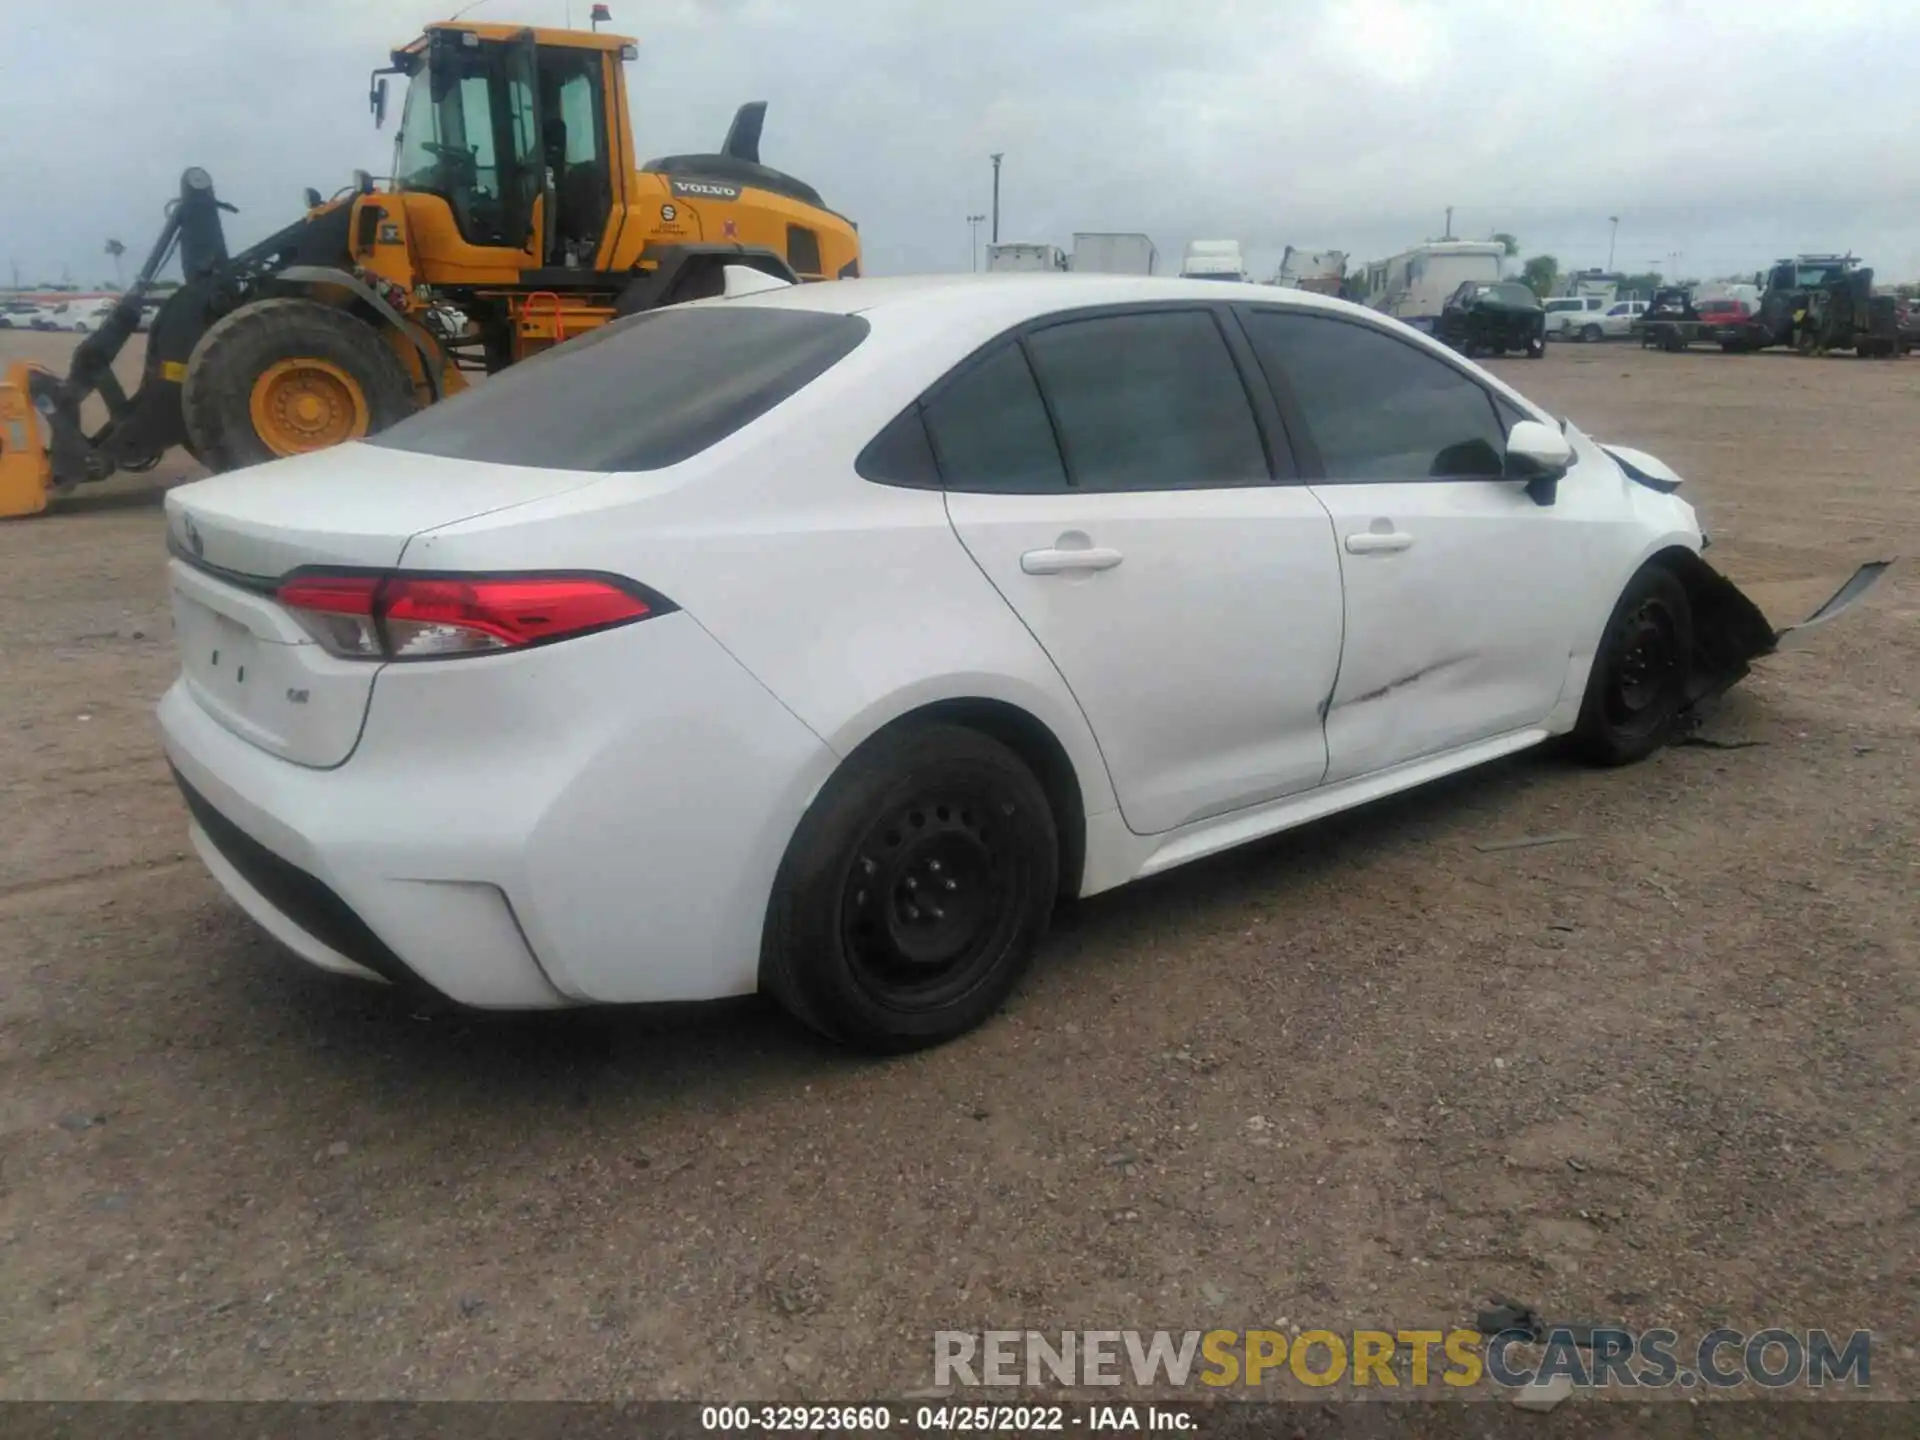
<box><xmin>721</xmin><ymin>102</ymin><xmax>766</xmax><ymax>164</ymax></box>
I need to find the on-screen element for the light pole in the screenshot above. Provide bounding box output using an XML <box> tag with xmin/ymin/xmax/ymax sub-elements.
<box><xmin>990</xmin><ymin>153</ymin><xmax>1004</xmax><ymax>245</ymax></box>
<box><xmin>1443</xmin><ymin>205</ymin><xmax>1454</xmax><ymax>240</ymax></box>
<box><xmin>967</xmin><ymin>213</ymin><xmax>985</xmax><ymax>272</ymax></box>
<box><xmin>1607</xmin><ymin>216</ymin><xmax>1619</xmax><ymax>272</ymax></box>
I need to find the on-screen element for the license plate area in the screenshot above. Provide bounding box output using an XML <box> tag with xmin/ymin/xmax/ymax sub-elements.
<box><xmin>168</xmin><ymin>559</ymin><xmax>379</xmax><ymax>768</ymax></box>
<box><xmin>181</xmin><ymin>602</ymin><xmax>262</xmax><ymax>699</ymax></box>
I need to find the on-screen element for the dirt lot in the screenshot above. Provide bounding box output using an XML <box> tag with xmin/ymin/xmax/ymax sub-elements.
<box><xmin>0</xmin><ymin>332</ymin><xmax>1913</xmax><ymax>1403</ymax></box>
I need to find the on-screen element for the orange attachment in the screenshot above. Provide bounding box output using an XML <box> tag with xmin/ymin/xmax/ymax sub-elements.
<box><xmin>0</xmin><ymin>363</ymin><xmax>53</xmax><ymax>519</ymax></box>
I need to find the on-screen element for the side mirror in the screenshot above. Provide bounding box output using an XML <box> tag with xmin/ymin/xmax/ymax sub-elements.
<box><xmin>1506</xmin><ymin>418</ymin><xmax>1573</xmax><ymax>505</ymax></box>
<box><xmin>370</xmin><ymin>75</ymin><xmax>389</xmax><ymax>129</ymax></box>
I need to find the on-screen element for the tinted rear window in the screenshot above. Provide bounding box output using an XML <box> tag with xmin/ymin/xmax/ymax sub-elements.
<box><xmin>370</xmin><ymin>306</ymin><xmax>869</xmax><ymax>471</ymax></box>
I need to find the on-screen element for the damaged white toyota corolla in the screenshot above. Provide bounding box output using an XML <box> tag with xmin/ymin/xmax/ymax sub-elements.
<box><xmin>157</xmin><ymin>273</ymin><xmax>1888</xmax><ymax>1050</ymax></box>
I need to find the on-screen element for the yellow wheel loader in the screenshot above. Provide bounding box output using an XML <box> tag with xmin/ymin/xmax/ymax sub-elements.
<box><xmin>0</xmin><ymin>19</ymin><xmax>860</xmax><ymax>518</ymax></box>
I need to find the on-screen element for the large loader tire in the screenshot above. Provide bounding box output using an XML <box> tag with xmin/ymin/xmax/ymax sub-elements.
<box><xmin>183</xmin><ymin>298</ymin><xmax>418</xmax><ymax>473</ymax></box>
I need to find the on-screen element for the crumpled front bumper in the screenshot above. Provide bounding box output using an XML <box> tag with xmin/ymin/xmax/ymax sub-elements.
<box><xmin>1682</xmin><ymin>558</ymin><xmax>1894</xmax><ymax>709</ymax></box>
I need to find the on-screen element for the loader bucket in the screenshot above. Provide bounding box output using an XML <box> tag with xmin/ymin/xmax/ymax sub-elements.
<box><xmin>0</xmin><ymin>363</ymin><xmax>53</xmax><ymax>519</ymax></box>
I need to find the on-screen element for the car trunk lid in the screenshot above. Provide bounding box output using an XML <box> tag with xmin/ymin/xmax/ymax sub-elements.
<box><xmin>164</xmin><ymin>444</ymin><xmax>606</xmax><ymax>768</ymax></box>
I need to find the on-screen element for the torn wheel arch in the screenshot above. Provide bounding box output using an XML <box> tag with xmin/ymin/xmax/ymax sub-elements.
<box><xmin>1654</xmin><ymin>549</ymin><xmax>1894</xmax><ymax>710</ymax></box>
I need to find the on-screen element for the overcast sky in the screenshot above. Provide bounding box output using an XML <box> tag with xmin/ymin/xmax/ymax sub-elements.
<box><xmin>5</xmin><ymin>0</ymin><xmax>1919</xmax><ymax>288</ymax></box>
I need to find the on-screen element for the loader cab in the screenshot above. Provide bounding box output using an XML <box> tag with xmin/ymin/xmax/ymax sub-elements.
<box><xmin>387</xmin><ymin>25</ymin><xmax>628</xmax><ymax>270</ymax></box>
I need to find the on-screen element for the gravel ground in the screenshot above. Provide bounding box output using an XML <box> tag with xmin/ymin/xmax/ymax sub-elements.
<box><xmin>0</xmin><ymin>332</ymin><xmax>1913</xmax><ymax>1404</ymax></box>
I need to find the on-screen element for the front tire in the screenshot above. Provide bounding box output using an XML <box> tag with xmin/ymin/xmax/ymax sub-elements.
<box><xmin>1569</xmin><ymin>564</ymin><xmax>1694</xmax><ymax>766</ymax></box>
<box><xmin>183</xmin><ymin>298</ymin><xmax>418</xmax><ymax>472</ymax></box>
<box><xmin>1581</xmin><ymin>323</ymin><xmax>1602</xmax><ymax>343</ymax></box>
<box><xmin>1526</xmin><ymin>334</ymin><xmax>1545</xmax><ymax>358</ymax></box>
<box><xmin>761</xmin><ymin>723</ymin><xmax>1059</xmax><ymax>1052</ymax></box>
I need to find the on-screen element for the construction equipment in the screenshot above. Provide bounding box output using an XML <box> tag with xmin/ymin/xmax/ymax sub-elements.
<box><xmin>1718</xmin><ymin>255</ymin><xmax>1899</xmax><ymax>357</ymax></box>
<box><xmin>1639</xmin><ymin>286</ymin><xmax>1709</xmax><ymax>351</ymax></box>
<box><xmin>0</xmin><ymin>18</ymin><xmax>860</xmax><ymax>519</ymax></box>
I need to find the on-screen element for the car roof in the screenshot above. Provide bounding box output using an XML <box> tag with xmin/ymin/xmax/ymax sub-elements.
<box><xmin>688</xmin><ymin>271</ymin><xmax>1558</xmax><ymax>432</ymax></box>
<box><xmin>709</xmin><ymin>273</ymin><xmax>1368</xmax><ymax>328</ymax></box>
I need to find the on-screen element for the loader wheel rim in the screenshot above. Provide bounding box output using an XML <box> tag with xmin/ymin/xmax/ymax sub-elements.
<box><xmin>248</xmin><ymin>359</ymin><xmax>369</xmax><ymax>456</ymax></box>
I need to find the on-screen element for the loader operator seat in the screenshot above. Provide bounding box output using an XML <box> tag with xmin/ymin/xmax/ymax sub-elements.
<box><xmin>541</xmin><ymin>113</ymin><xmax>607</xmax><ymax>264</ymax></box>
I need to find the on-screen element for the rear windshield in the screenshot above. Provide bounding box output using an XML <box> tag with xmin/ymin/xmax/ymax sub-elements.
<box><xmin>370</xmin><ymin>305</ymin><xmax>870</xmax><ymax>471</ymax></box>
<box><xmin>1488</xmin><ymin>283</ymin><xmax>1541</xmax><ymax>308</ymax></box>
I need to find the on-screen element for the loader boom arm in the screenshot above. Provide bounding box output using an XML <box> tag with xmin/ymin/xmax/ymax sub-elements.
<box><xmin>0</xmin><ymin>169</ymin><xmax>237</xmax><ymax>515</ymax></box>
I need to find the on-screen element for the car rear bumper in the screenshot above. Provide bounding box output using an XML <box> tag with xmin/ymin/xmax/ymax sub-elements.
<box><xmin>158</xmin><ymin>612</ymin><xmax>839</xmax><ymax>1009</ymax></box>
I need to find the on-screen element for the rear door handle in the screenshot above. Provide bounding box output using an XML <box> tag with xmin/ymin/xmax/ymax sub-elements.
<box><xmin>1021</xmin><ymin>546</ymin><xmax>1124</xmax><ymax>575</ymax></box>
<box><xmin>1345</xmin><ymin>531</ymin><xmax>1414</xmax><ymax>555</ymax></box>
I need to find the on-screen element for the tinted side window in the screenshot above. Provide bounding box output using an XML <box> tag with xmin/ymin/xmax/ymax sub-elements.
<box><xmin>857</xmin><ymin>405</ymin><xmax>940</xmax><ymax>488</ymax></box>
<box><xmin>1241</xmin><ymin>311</ymin><xmax>1505</xmax><ymax>480</ymax></box>
<box><xmin>921</xmin><ymin>343</ymin><xmax>1068</xmax><ymax>494</ymax></box>
<box><xmin>1023</xmin><ymin>310</ymin><xmax>1269</xmax><ymax>491</ymax></box>
<box><xmin>370</xmin><ymin>307</ymin><xmax>867</xmax><ymax>471</ymax></box>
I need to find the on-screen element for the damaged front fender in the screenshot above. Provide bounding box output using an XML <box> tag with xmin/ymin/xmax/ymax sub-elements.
<box><xmin>1670</xmin><ymin>552</ymin><xmax>1894</xmax><ymax>708</ymax></box>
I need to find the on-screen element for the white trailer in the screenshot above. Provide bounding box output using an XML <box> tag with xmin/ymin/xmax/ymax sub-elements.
<box><xmin>1180</xmin><ymin>239</ymin><xmax>1248</xmax><ymax>282</ymax></box>
<box><xmin>1557</xmin><ymin>269</ymin><xmax>1624</xmax><ymax>304</ymax></box>
<box><xmin>1359</xmin><ymin>240</ymin><xmax>1506</xmax><ymax>330</ymax></box>
<box><xmin>986</xmin><ymin>243</ymin><xmax>1067</xmax><ymax>273</ymax></box>
<box><xmin>1273</xmin><ymin>247</ymin><xmax>1347</xmax><ymax>294</ymax></box>
<box><xmin>1070</xmin><ymin>232</ymin><xmax>1158</xmax><ymax>275</ymax></box>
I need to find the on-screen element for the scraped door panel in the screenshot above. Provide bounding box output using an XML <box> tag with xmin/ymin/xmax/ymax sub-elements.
<box><xmin>947</xmin><ymin>486</ymin><xmax>1345</xmax><ymax>833</ymax></box>
<box><xmin>926</xmin><ymin>310</ymin><xmax>1345</xmax><ymax>835</ymax></box>
<box><xmin>1239</xmin><ymin>305</ymin><xmax>1591</xmax><ymax>782</ymax></box>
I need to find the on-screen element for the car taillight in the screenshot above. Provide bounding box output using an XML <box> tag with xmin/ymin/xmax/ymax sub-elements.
<box><xmin>277</xmin><ymin>573</ymin><xmax>384</xmax><ymax>658</ymax></box>
<box><xmin>276</xmin><ymin>571</ymin><xmax>666</xmax><ymax>661</ymax></box>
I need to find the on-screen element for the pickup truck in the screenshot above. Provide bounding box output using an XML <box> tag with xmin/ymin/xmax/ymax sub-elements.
<box><xmin>1543</xmin><ymin>295</ymin><xmax>1606</xmax><ymax>338</ymax></box>
<box><xmin>1568</xmin><ymin>299</ymin><xmax>1647</xmax><ymax>342</ymax></box>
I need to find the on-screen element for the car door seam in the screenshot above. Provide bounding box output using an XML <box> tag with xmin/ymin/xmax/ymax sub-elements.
<box><xmin>939</xmin><ymin>489</ymin><xmax>1129</xmax><ymax>820</ymax></box>
<box><xmin>1303</xmin><ymin>485</ymin><xmax>1345</xmax><ymax>784</ymax></box>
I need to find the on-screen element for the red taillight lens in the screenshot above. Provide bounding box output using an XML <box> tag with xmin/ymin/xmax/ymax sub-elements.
<box><xmin>276</xmin><ymin>571</ymin><xmax>662</xmax><ymax>661</ymax></box>
<box><xmin>382</xmin><ymin>576</ymin><xmax>653</xmax><ymax>657</ymax></box>
<box><xmin>278</xmin><ymin>573</ymin><xmax>384</xmax><ymax>658</ymax></box>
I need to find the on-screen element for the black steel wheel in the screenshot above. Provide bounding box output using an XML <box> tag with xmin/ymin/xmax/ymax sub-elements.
<box><xmin>762</xmin><ymin>723</ymin><xmax>1058</xmax><ymax>1051</ymax></box>
<box><xmin>1570</xmin><ymin>564</ymin><xmax>1694</xmax><ymax>766</ymax></box>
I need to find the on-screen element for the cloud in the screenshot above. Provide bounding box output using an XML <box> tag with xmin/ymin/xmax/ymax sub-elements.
<box><xmin>3</xmin><ymin>0</ymin><xmax>1917</xmax><ymax>287</ymax></box>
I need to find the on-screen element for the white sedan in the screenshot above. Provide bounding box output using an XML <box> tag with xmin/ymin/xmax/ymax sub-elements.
<box><xmin>158</xmin><ymin>272</ymin><xmax>1883</xmax><ymax>1050</ymax></box>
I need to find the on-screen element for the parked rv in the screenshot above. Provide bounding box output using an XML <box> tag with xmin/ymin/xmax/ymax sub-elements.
<box><xmin>1558</xmin><ymin>269</ymin><xmax>1624</xmax><ymax>304</ymax></box>
<box><xmin>1180</xmin><ymin>240</ymin><xmax>1248</xmax><ymax>282</ymax></box>
<box><xmin>986</xmin><ymin>243</ymin><xmax>1067</xmax><ymax>274</ymax></box>
<box><xmin>1359</xmin><ymin>240</ymin><xmax>1506</xmax><ymax>332</ymax></box>
<box><xmin>1070</xmin><ymin>232</ymin><xmax>1158</xmax><ymax>276</ymax></box>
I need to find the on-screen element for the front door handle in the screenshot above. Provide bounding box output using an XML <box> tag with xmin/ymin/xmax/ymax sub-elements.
<box><xmin>1345</xmin><ymin>531</ymin><xmax>1414</xmax><ymax>555</ymax></box>
<box><xmin>1021</xmin><ymin>546</ymin><xmax>1125</xmax><ymax>575</ymax></box>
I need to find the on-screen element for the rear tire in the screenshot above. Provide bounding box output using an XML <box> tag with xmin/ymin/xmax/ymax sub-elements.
<box><xmin>1581</xmin><ymin>323</ymin><xmax>1602</xmax><ymax>343</ymax></box>
<box><xmin>183</xmin><ymin>298</ymin><xmax>418</xmax><ymax>473</ymax></box>
<box><xmin>761</xmin><ymin>723</ymin><xmax>1059</xmax><ymax>1053</ymax></box>
<box><xmin>1569</xmin><ymin>563</ymin><xmax>1694</xmax><ymax>766</ymax></box>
